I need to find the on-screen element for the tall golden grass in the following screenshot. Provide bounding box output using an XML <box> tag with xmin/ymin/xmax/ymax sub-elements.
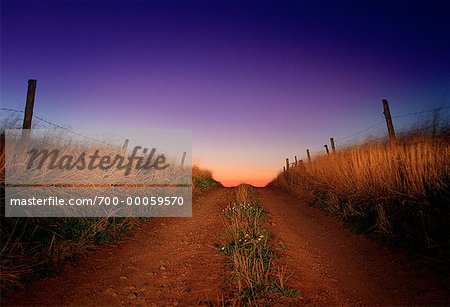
<box><xmin>0</xmin><ymin>130</ymin><xmax>218</xmax><ymax>294</ymax></box>
<box><xmin>271</xmin><ymin>130</ymin><xmax>450</xmax><ymax>261</ymax></box>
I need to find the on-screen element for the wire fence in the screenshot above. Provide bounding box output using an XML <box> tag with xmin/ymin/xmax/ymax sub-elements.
<box><xmin>281</xmin><ymin>105</ymin><xmax>450</xmax><ymax>171</ymax></box>
<box><xmin>334</xmin><ymin>106</ymin><xmax>450</xmax><ymax>142</ymax></box>
<box><xmin>335</xmin><ymin>120</ymin><xmax>386</xmax><ymax>142</ymax></box>
<box><xmin>1</xmin><ymin>107</ymin><xmax>114</xmax><ymax>146</ymax></box>
<box><xmin>2</xmin><ymin>103</ymin><xmax>449</xmax><ymax>163</ymax></box>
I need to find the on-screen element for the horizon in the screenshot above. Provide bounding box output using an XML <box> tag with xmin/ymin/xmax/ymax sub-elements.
<box><xmin>2</xmin><ymin>0</ymin><xmax>449</xmax><ymax>186</ymax></box>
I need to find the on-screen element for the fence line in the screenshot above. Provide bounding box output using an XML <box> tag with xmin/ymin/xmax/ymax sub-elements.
<box><xmin>335</xmin><ymin>120</ymin><xmax>386</xmax><ymax>142</ymax></box>
<box><xmin>281</xmin><ymin>101</ymin><xmax>449</xmax><ymax>172</ymax></box>
<box><xmin>391</xmin><ymin>106</ymin><xmax>450</xmax><ymax>119</ymax></box>
<box><xmin>2</xmin><ymin>106</ymin><xmax>190</xmax><ymax>167</ymax></box>
<box><xmin>2</xmin><ymin>83</ymin><xmax>188</xmax><ymax>167</ymax></box>
<box><xmin>2</xmin><ymin>80</ymin><xmax>196</xmax><ymax>169</ymax></box>
<box><xmin>1</xmin><ymin>81</ymin><xmax>448</xmax><ymax>171</ymax></box>
<box><xmin>334</xmin><ymin>106</ymin><xmax>449</xmax><ymax>142</ymax></box>
<box><xmin>1</xmin><ymin>107</ymin><xmax>113</xmax><ymax>146</ymax></box>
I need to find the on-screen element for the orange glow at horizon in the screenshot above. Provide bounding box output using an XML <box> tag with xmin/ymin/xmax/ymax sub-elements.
<box><xmin>192</xmin><ymin>136</ymin><xmax>285</xmax><ymax>188</ymax></box>
<box><xmin>202</xmin><ymin>163</ymin><xmax>278</xmax><ymax>188</ymax></box>
<box><xmin>219</xmin><ymin>178</ymin><xmax>272</xmax><ymax>188</ymax></box>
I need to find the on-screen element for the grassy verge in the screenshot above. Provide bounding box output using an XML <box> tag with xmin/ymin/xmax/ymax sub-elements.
<box><xmin>0</xmin><ymin>156</ymin><xmax>218</xmax><ymax>294</ymax></box>
<box><xmin>220</xmin><ymin>184</ymin><xmax>297</xmax><ymax>305</ymax></box>
<box><xmin>0</xmin><ymin>215</ymin><xmax>146</xmax><ymax>292</ymax></box>
<box><xmin>270</xmin><ymin>129</ymin><xmax>450</xmax><ymax>267</ymax></box>
<box><xmin>192</xmin><ymin>165</ymin><xmax>222</xmax><ymax>195</ymax></box>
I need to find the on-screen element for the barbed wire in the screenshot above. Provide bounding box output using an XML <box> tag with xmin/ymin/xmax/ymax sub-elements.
<box><xmin>334</xmin><ymin>105</ymin><xmax>450</xmax><ymax>142</ymax></box>
<box><xmin>335</xmin><ymin>120</ymin><xmax>385</xmax><ymax>142</ymax></box>
<box><xmin>1</xmin><ymin>107</ymin><xmax>113</xmax><ymax>146</ymax></box>
<box><xmin>3</xmin><ymin>104</ymin><xmax>449</xmax><ymax>149</ymax></box>
<box><xmin>391</xmin><ymin>106</ymin><xmax>450</xmax><ymax>119</ymax></box>
<box><xmin>1</xmin><ymin>107</ymin><xmax>25</xmax><ymax>114</ymax></box>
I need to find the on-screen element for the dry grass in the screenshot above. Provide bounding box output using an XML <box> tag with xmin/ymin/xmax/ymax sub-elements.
<box><xmin>271</xmin><ymin>130</ymin><xmax>450</xmax><ymax>262</ymax></box>
<box><xmin>192</xmin><ymin>165</ymin><xmax>214</xmax><ymax>179</ymax></box>
<box><xmin>192</xmin><ymin>165</ymin><xmax>221</xmax><ymax>195</ymax></box>
<box><xmin>0</xmin><ymin>130</ymin><xmax>217</xmax><ymax>294</ymax></box>
<box><xmin>4</xmin><ymin>130</ymin><xmax>190</xmax><ymax>187</ymax></box>
<box><xmin>221</xmin><ymin>185</ymin><xmax>296</xmax><ymax>305</ymax></box>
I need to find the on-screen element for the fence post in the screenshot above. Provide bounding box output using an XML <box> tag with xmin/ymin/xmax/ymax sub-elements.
<box><xmin>283</xmin><ymin>166</ymin><xmax>286</xmax><ymax>172</ymax></box>
<box><xmin>121</xmin><ymin>138</ymin><xmax>129</xmax><ymax>153</ymax></box>
<box><xmin>180</xmin><ymin>152</ymin><xmax>187</xmax><ymax>167</ymax></box>
<box><xmin>330</xmin><ymin>137</ymin><xmax>336</xmax><ymax>153</ymax></box>
<box><xmin>306</xmin><ymin>149</ymin><xmax>311</xmax><ymax>163</ymax></box>
<box><xmin>294</xmin><ymin>156</ymin><xmax>298</xmax><ymax>165</ymax></box>
<box><xmin>324</xmin><ymin>144</ymin><xmax>329</xmax><ymax>155</ymax></box>
<box><xmin>21</xmin><ymin>79</ymin><xmax>37</xmax><ymax>141</ymax></box>
<box><xmin>286</xmin><ymin>158</ymin><xmax>289</xmax><ymax>171</ymax></box>
<box><xmin>22</xmin><ymin>79</ymin><xmax>37</xmax><ymax>130</ymax></box>
<box><xmin>431</xmin><ymin>109</ymin><xmax>439</xmax><ymax>135</ymax></box>
<box><xmin>382</xmin><ymin>99</ymin><xmax>396</xmax><ymax>143</ymax></box>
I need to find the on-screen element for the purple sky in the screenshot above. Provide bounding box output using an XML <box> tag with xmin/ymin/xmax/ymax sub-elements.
<box><xmin>2</xmin><ymin>0</ymin><xmax>449</xmax><ymax>186</ymax></box>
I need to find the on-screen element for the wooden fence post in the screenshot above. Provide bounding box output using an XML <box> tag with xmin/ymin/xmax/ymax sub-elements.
<box><xmin>294</xmin><ymin>156</ymin><xmax>298</xmax><ymax>165</ymax></box>
<box><xmin>324</xmin><ymin>144</ymin><xmax>329</xmax><ymax>155</ymax></box>
<box><xmin>286</xmin><ymin>158</ymin><xmax>289</xmax><ymax>171</ymax></box>
<box><xmin>180</xmin><ymin>152</ymin><xmax>187</xmax><ymax>167</ymax></box>
<box><xmin>382</xmin><ymin>99</ymin><xmax>396</xmax><ymax>143</ymax></box>
<box><xmin>22</xmin><ymin>79</ymin><xmax>37</xmax><ymax>130</ymax></box>
<box><xmin>330</xmin><ymin>137</ymin><xmax>336</xmax><ymax>153</ymax></box>
<box><xmin>306</xmin><ymin>149</ymin><xmax>311</xmax><ymax>163</ymax></box>
<box><xmin>121</xmin><ymin>138</ymin><xmax>129</xmax><ymax>153</ymax></box>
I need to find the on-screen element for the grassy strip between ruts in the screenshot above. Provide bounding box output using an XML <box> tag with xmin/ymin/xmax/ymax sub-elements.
<box><xmin>220</xmin><ymin>184</ymin><xmax>297</xmax><ymax>305</ymax></box>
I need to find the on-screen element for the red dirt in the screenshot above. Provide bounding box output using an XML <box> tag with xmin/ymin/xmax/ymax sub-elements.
<box><xmin>5</xmin><ymin>188</ymin><xmax>234</xmax><ymax>306</ymax></box>
<box><xmin>260</xmin><ymin>188</ymin><xmax>450</xmax><ymax>305</ymax></box>
<box><xmin>4</xmin><ymin>187</ymin><xmax>450</xmax><ymax>306</ymax></box>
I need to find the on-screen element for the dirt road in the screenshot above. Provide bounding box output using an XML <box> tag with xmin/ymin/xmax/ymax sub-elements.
<box><xmin>260</xmin><ymin>188</ymin><xmax>450</xmax><ymax>305</ymax></box>
<box><xmin>5</xmin><ymin>187</ymin><xmax>450</xmax><ymax>306</ymax></box>
<box><xmin>6</xmin><ymin>188</ymin><xmax>234</xmax><ymax>306</ymax></box>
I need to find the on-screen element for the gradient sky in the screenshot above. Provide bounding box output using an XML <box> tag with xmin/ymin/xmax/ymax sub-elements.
<box><xmin>2</xmin><ymin>0</ymin><xmax>450</xmax><ymax>186</ymax></box>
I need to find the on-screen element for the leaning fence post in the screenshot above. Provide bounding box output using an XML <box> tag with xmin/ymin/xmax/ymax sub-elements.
<box><xmin>22</xmin><ymin>79</ymin><xmax>37</xmax><ymax>130</ymax></box>
<box><xmin>294</xmin><ymin>156</ymin><xmax>298</xmax><ymax>165</ymax></box>
<box><xmin>306</xmin><ymin>149</ymin><xmax>311</xmax><ymax>163</ymax></box>
<box><xmin>382</xmin><ymin>99</ymin><xmax>396</xmax><ymax>143</ymax></box>
<box><xmin>22</xmin><ymin>79</ymin><xmax>37</xmax><ymax>142</ymax></box>
<box><xmin>324</xmin><ymin>144</ymin><xmax>329</xmax><ymax>155</ymax></box>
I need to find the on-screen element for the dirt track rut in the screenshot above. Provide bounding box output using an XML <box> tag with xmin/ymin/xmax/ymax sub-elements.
<box><xmin>260</xmin><ymin>188</ymin><xmax>450</xmax><ymax>305</ymax></box>
<box><xmin>7</xmin><ymin>188</ymin><xmax>233</xmax><ymax>306</ymax></box>
<box><xmin>6</xmin><ymin>187</ymin><xmax>450</xmax><ymax>306</ymax></box>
